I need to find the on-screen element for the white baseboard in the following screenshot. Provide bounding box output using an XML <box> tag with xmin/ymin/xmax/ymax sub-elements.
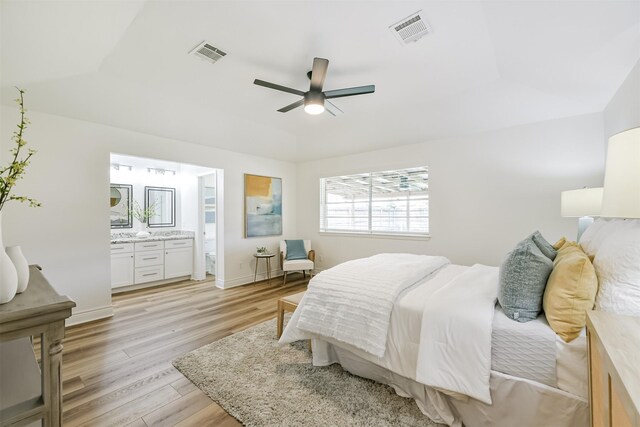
<box><xmin>216</xmin><ymin>270</ymin><xmax>284</xmax><ymax>289</ymax></box>
<box><xmin>66</xmin><ymin>305</ymin><xmax>113</xmax><ymax>327</ymax></box>
<box><xmin>215</xmin><ymin>268</ymin><xmax>321</xmax><ymax>289</ymax></box>
<box><xmin>111</xmin><ymin>275</ymin><xmax>191</xmax><ymax>294</ymax></box>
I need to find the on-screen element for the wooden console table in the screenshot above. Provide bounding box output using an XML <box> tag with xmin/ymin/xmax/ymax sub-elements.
<box><xmin>0</xmin><ymin>266</ymin><xmax>75</xmax><ymax>427</ymax></box>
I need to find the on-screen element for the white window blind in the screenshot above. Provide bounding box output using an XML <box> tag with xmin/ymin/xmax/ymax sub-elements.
<box><xmin>320</xmin><ymin>166</ymin><xmax>429</xmax><ymax>236</ymax></box>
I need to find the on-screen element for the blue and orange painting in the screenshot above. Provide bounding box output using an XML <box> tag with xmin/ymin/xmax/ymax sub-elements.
<box><xmin>244</xmin><ymin>174</ymin><xmax>282</xmax><ymax>237</ymax></box>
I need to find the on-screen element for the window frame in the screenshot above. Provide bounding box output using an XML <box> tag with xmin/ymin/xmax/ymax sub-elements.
<box><xmin>319</xmin><ymin>166</ymin><xmax>430</xmax><ymax>238</ymax></box>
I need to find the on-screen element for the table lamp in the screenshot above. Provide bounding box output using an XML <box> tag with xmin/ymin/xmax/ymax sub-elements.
<box><xmin>561</xmin><ymin>187</ymin><xmax>603</xmax><ymax>240</ymax></box>
<box><xmin>600</xmin><ymin>127</ymin><xmax>640</xmax><ymax>219</ymax></box>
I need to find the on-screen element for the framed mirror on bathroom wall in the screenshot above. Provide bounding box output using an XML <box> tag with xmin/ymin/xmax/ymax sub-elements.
<box><xmin>145</xmin><ymin>186</ymin><xmax>176</xmax><ymax>228</ymax></box>
<box><xmin>110</xmin><ymin>183</ymin><xmax>133</xmax><ymax>228</ymax></box>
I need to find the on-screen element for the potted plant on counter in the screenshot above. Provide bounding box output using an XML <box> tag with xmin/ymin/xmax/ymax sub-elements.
<box><xmin>129</xmin><ymin>200</ymin><xmax>157</xmax><ymax>238</ymax></box>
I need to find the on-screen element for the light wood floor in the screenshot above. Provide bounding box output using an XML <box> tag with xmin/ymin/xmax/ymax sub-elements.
<box><xmin>60</xmin><ymin>274</ymin><xmax>309</xmax><ymax>427</ymax></box>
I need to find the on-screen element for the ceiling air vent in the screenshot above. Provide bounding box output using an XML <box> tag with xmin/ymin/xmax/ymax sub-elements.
<box><xmin>389</xmin><ymin>11</ymin><xmax>431</xmax><ymax>45</ymax></box>
<box><xmin>189</xmin><ymin>41</ymin><xmax>228</xmax><ymax>64</ymax></box>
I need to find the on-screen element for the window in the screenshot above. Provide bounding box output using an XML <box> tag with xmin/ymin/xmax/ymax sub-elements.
<box><xmin>320</xmin><ymin>166</ymin><xmax>429</xmax><ymax>236</ymax></box>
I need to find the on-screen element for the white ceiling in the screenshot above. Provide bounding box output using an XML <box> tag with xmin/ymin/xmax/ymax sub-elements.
<box><xmin>2</xmin><ymin>1</ymin><xmax>639</xmax><ymax>162</ymax></box>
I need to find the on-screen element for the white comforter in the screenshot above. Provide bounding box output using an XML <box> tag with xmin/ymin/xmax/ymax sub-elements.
<box><xmin>284</xmin><ymin>253</ymin><xmax>450</xmax><ymax>357</ymax></box>
<box><xmin>281</xmin><ymin>257</ymin><xmax>501</xmax><ymax>406</ymax></box>
<box><xmin>416</xmin><ymin>264</ymin><xmax>499</xmax><ymax>405</ymax></box>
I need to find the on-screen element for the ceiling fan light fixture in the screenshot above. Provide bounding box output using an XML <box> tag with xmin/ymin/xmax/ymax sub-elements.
<box><xmin>254</xmin><ymin>57</ymin><xmax>374</xmax><ymax>116</ymax></box>
<box><xmin>304</xmin><ymin>102</ymin><xmax>325</xmax><ymax>115</ymax></box>
<box><xmin>304</xmin><ymin>92</ymin><xmax>325</xmax><ymax>115</ymax></box>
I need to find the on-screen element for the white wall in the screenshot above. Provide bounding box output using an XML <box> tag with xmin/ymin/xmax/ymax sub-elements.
<box><xmin>297</xmin><ymin>113</ymin><xmax>605</xmax><ymax>269</ymax></box>
<box><xmin>603</xmin><ymin>59</ymin><xmax>640</xmax><ymax>139</ymax></box>
<box><xmin>0</xmin><ymin>107</ymin><xmax>297</xmax><ymax>324</ymax></box>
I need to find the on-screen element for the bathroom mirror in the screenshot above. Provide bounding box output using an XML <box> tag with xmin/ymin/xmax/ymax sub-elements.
<box><xmin>110</xmin><ymin>184</ymin><xmax>132</xmax><ymax>228</ymax></box>
<box><xmin>145</xmin><ymin>186</ymin><xmax>176</xmax><ymax>228</ymax></box>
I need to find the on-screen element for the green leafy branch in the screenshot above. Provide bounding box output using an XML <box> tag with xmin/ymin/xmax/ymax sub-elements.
<box><xmin>0</xmin><ymin>88</ymin><xmax>40</xmax><ymax>211</ymax></box>
<box><xmin>129</xmin><ymin>200</ymin><xmax>157</xmax><ymax>224</ymax></box>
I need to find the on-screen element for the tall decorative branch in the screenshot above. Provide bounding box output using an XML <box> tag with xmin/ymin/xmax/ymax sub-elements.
<box><xmin>0</xmin><ymin>88</ymin><xmax>40</xmax><ymax>211</ymax></box>
<box><xmin>129</xmin><ymin>200</ymin><xmax>157</xmax><ymax>225</ymax></box>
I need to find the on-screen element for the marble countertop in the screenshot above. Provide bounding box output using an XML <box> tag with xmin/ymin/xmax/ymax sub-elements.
<box><xmin>110</xmin><ymin>231</ymin><xmax>195</xmax><ymax>244</ymax></box>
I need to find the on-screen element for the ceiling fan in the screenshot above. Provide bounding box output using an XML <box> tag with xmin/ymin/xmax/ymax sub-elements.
<box><xmin>253</xmin><ymin>57</ymin><xmax>375</xmax><ymax>116</ymax></box>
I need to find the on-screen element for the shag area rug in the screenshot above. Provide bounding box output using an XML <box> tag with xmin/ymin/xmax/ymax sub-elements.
<box><xmin>172</xmin><ymin>318</ymin><xmax>443</xmax><ymax>426</ymax></box>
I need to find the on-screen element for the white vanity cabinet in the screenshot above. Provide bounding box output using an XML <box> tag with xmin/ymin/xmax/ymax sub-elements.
<box><xmin>110</xmin><ymin>243</ymin><xmax>134</xmax><ymax>288</ymax></box>
<box><xmin>134</xmin><ymin>241</ymin><xmax>165</xmax><ymax>284</ymax></box>
<box><xmin>110</xmin><ymin>238</ymin><xmax>193</xmax><ymax>290</ymax></box>
<box><xmin>165</xmin><ymin>239</ymin><xmax>194</xmax><ymax>279</ymax></box>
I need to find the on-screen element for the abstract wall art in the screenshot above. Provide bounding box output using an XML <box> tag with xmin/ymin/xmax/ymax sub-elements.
<box><xmin>244</xmin><ymin>174</ymin><xmax>282</xmax><ymax>238</ymax></box>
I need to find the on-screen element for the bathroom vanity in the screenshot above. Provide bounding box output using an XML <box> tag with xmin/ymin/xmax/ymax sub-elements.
<box><xmin>110</xmin><ymin>233</ymin><xmax>194</xmax><ymax>292</ymax></box>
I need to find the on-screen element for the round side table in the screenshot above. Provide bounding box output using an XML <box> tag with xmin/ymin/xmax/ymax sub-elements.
<box><xmin>253</xmin><ymin>253</ymin><xmax>276</xmax><ymax>284</ymax></box>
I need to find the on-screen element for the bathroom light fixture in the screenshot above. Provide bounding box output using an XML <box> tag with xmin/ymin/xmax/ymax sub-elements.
<box><xmin>303</xmin><ymin>92</ymin><xmax>325</xmax><ymax>115</ymax></box>
<box><xmin>561</xmin><ymin>187</ymin><xmax>603</xmax><ymax>240</ymax></box>
<box><xmin>147</xmin><ymin>167</ymin><xmax>176</xmax><ymax>176</ymax></box>
<box><xmin>111</xmin><ymin>163</ymin><xmax>132</xmax><ymax>171</ymax></box>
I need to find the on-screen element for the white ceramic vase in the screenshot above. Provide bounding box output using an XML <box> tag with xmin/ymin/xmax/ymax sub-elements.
<box><xmin>6</xmin><ymin>246</ymin><xmax>29</xmax><ymax>293</ymax></box>
<box><xmin>136</xmin><ymin>227</ymin><xmax>151</xmax><ymax>238</ymax></box>
<box><xmin>0</xmin><ymin>212</ymin><xmax>18</xmax><ymax>304</ymax></box>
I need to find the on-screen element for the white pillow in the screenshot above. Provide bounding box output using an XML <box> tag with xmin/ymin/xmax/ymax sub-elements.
<box><xmin>579</xmin><ymin>218</ymin><xmax>609</xmax><ymax>256</ymax></box>
<box><xmin>594</xmin><ymin>227</ymin><xmax>640</xmax><ymax>315</ymax></box>
<box><xmin>580</xmin><ymin>219</ymin><xmax>640</xmax><ymax>257</ymax></box>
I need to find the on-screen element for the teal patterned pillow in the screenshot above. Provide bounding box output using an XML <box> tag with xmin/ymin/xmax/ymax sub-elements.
<box><xmin>498</xmin><ymin>236</ymin><xmax>553</xmax><ymax>322</ymax></box>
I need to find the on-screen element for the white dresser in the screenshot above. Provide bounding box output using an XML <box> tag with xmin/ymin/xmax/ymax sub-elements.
<box><xmin>110</xmin><ymin>238</ymin><xmax>194</xmax><ymax>290</ymax></box>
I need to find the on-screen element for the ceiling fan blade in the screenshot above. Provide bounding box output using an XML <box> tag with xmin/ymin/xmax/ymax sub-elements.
<box><xmin>325</xmin><ymin>100</ymin><xmax>343</xmax><ymax>116</ymax></box>
<box><xmin>277</xmin><ymin>99</ymin><xmax>304</xmax><ymax>113</ymax></box>
<box><xmin>309</xmin><ymin>58</ymin><xmax>329</xmax><ymax>92</ymax></box>
<box><xmin>324</xmin><ymin>85</ymin><xmax>375</xmax><ymax>99</ymax></box>
<box><xmin>254</xmin><ymin>79</ymin><xmax>305</xmax><ymax>96</ymax></box>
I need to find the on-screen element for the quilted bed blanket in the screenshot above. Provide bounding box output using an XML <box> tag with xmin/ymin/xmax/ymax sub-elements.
<box><xmin>288</xmin><ymin>253</ymin><xmax>449</xmax><ymax>357</ymax></box>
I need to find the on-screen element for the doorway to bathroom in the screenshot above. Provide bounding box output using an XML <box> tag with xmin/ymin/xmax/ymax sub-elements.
<box><xmin>109</xmin><ymin>153</ymin><xmax>222</xmax><ymax>293</ymax></box>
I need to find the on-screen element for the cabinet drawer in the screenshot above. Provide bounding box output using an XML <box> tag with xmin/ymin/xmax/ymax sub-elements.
<box><xmin>135</xmin><ymin>250</ymin><xmax>164</xmax><ymax>267</ymax></box>
<box><xmin>165</xmin><ymin>239</ymin><xmax>193</xmax><ymax>249</ymax></box>
<box><xmin>135</xmin><ymin>241</ymin><xmax>164</xmax><ymax>252</ymax></box>
<box><xmin>110</xmin><ymin>243</ymin><xmax>134</xmax><ymax>254</ymax></box>
<box><xmin>134</xmin><ymin>265</ymin><xmax>164</xmax><ymax>284</ymax></box>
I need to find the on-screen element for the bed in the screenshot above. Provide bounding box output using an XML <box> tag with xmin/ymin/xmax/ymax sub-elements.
<box><xmin>281</xmin><ymin>262</ymin><xmax>589</xmax><ymax>427</ymax></box>
<box><xmin>280</xmin><ymin>219</ymin><xmax>640</xmax><ymax>427</ymax></box>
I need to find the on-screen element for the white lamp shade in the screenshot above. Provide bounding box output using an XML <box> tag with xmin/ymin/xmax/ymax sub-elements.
<box><xmin>561</xmin><ymin>187</ymin><xmax>603</xmax><ymax>217</ymax></box>
<box><xmin>601</xmin><ymin>127</ymin><xmax>640</xmax><ymax>218</ymax></box>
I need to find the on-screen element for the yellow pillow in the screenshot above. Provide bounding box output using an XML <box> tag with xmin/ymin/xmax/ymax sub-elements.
<box><xmin>543</xmin><ymin>241</ymin><xmax>598</xmax><ymax>342</ymax></box>
<box><xmin>552</xmin><ymin>237</ymin><xmax>567</xmax><ymax>250</ymax></box>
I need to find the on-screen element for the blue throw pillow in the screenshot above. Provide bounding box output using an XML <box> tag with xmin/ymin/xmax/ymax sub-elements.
<box><xmin>498</xmin><ymin>235</ymin><xmax>553</xmax><ymax>322</ymax></box>
<box><xmin>285</xmin><ymin>240</ymin><xmax>308</xmax><ymax>260</ymax></box>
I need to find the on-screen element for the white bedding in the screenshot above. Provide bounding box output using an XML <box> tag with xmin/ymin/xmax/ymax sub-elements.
<box><xmin>556</xmin><ymin>329</ymin><xmax>588</xmax><ymax>399</ymax></box>
<box><xmin>491</xmin><ymin>305</ymin><xmax>557</xmax><ymax>388</ymax></box>
<box><xmin>417</xmin><ymin>264</ymin><xmax>499</xmax><ymax>405</ymax></box>
<box><xmin>316</xmin><ymin>342</ymin><xmax>589</xmax><ymax>427</ymax></box>
<box><xmin>293</xmin><ymin>253</ymin><xmax>449</xmax><ymax>357</ymax></box>
<box><xmin>286</xmin><ymin>263</ymin><xmax>588</xmax><ymax>425</ymax></box>
<box><xmin>491</xmin><ymin>305</ymin><xmax>588</xmax><ymax>398</ymax></box>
